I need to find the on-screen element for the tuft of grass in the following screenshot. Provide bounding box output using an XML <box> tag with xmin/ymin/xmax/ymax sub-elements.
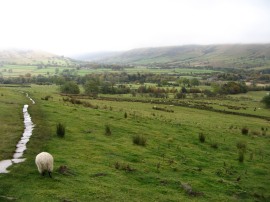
<box><xmin>133</xmin><ymin>135</ymin><xmax>147</xmax><ymax>146</ymax></box>
<box><xmin>105</xmin><ymin>124</ymin><xmax>112</xmax><ymax>136</ymax></box>
<box><xmin>199</xmin><ymin>133</ymin><xmax>206</xmax><ymax>143</ymax></box>
<box><xmin>238</xmin><ymin>150</ymin><xmax>245</xmax><ymax>163</ymax></box>
<box><xmin>241</xmin><ymin>127</ymin><xmax>249</xmax><ymax>135</ymax></box>
<box><xmin>56</xmin><ymin>123</ymin><xmax>66</xmax><ymax>137</ymax></box>
<box><xmin>124</xmin><ymin>112</ymin><xmax>128</xmax><ymax>118</ymax></box>
<box><xmin>210</xmin><ymin>142</ymin><xmax>218</xmax><ymax>149</ymax></box>
<box><xmin>236</xmin><ymin>141</ymin><xmax>247</xmax><ymax>152</ymax></box>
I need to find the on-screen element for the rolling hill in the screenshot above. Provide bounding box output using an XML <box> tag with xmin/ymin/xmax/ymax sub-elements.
<box><xmin>0</xmin><ymin>49</ymin><xmax>76</xmax><ymax>66</ymax></box>
<box><xmin>86</xmin><ymin>44</ymin><xmax>270</xmax><ymax>69</ymax></box>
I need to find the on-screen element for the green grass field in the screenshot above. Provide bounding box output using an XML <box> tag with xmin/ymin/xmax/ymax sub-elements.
<box><xmin>0</xmin><ymin>65</ymin><xmax>219</xmax><ymax>78</ymax></box>
<box><xmin>0</xmin><ymin>85</ymin><xmax>269</xmax><ymax>201</ymax></box>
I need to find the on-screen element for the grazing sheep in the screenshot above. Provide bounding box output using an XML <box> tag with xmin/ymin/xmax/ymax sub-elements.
<box><xmin>35</xmin><ymin>152</ymin><xmax>54</xmax><ymax>178</ymax></box>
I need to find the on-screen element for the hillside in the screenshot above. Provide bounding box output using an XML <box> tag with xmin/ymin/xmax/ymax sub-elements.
<box><xmin>93</xmin><ymin>44</ymin><xmax>270</xmax><ymax>69</ymax></box>
<box><xmin>0</xmin><ymin>49</ymin><xmax>76</xmax><ymax>66</ymax></box>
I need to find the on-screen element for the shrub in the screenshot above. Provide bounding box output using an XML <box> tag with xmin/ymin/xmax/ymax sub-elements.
<box><xmin>105</xmin><ymin>124</ymin><xmax>112</xmax><ymax>136</ymax></box>
<box><xmin>199</xmin><ymin>133</ymin><xmax>206</xmax><ymax>143</ymax></box>
<box><xmin>241</xmin><ymin>127</ymin><xmax>249</xmax><ymax>135</ymax></box>
<box><xmin>133</xmin><ymin>135</ymin><xmax>147</xmax><ymax>146</ymax></box>
<box><xmin>56</xmin><ymin>123</ymin><xmax>65</xmax><ymax>137</ymax></box>
<box><xmin>60</xmin><ymin>81</ymin><xmax>80</xmax><ymax>94</ymax></box>
<box><xmin>261</xmin><ymin>94</ymin><xmax>270</xmax><ymax>108</ymax></box>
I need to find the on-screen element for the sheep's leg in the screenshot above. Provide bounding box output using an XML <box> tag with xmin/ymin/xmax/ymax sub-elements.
<box><xmin>42</xmin><ymin>171</ymin><xmax>45</xmax><ymax>176</ymax></box>
<box><xmin>48</xmin><ymin>171</ymin><xmax>52</xmax><ymax>178</ymax></box>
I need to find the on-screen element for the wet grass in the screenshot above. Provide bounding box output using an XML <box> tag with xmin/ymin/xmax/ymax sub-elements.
<box><xmin>0</xmin><ymin>85</ymin><xmax>269</xmax><ymax>201</ymax></box>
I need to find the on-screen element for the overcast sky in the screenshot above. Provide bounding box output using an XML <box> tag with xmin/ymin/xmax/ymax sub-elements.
<box><xmin>0</xmin><ymin>0</ymin><xmax>269</xmax><ymax>55</ymax></box>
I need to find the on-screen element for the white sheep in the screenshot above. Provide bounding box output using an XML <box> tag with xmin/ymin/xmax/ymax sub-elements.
<box><xmin>35</xmin><ymin>152</ymin><xmax>54</xmax><ymax>178</ymax></box>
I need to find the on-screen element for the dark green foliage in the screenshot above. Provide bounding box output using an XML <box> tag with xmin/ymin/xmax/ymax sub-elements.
<box><xmin>199</xmin><ymin>133</ymin><xmax>206</xmax><ymax>143</ymax></box>
<box><xmin>133</xmin><ymin>135</ymin><xmax>147</xmax><ymax>146</ymax></box>
<box><xmin>261</xmin><ymin>94</ymin><xmax>270</xmax><ymax>108</ymax></box>
<box><xmin>105</xmin><ymin>124</ymin><xmax>112</xmax><ymax>136</ymax></box>
<box><xmin>60</xmin><ymin>81</ymin><xmax>80</xmax><ymax>94</ymax></box>
<box><xmin>124</xmin><ymin>112</ymin><xmax>127</xmax><ymax>118</ymax></box>
<box><xmin>175</xmin><ymin>92</ymin><xmax>186</xmax><ymax>99</ymax></box>
<box><xmin>218</xmin><ymin>82</ymin><xmax>248</xmax><ymax>95</ymax></box>
<box><xmin>84</xmin><ymin>79</ymin><xmax>100</xmax><ymax>96</ymax></box>
<box><xmin>241</xmin><ymin>127</ymin><xmax>249</xmax><ymax>135</ymax></box>
<box><xmin>56</xmin><ymin>123</ymin><xmax>66</xmax><ymax>137</ymax></box>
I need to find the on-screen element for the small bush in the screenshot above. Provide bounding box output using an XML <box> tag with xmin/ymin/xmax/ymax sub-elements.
<box><xmin>199</xmin><ymin>133</ymin><xmax>206</xmax><ymax>143</ymax></box>
<box><xmin>241</xmin><ymin>127</ymin><xmax>249</xmax><ymax>135</ymax></box>
<box><xmin>238</xmin><ymin>150</ymin><xmax>245</xmax><ymax>163</ymax></box>
<box><xmin>105</xmin><ymin>124</ymin><xmax>112</xmax><ymax>136</ymax></box>
<box><xmin>133</xmin><ymin>135</ymin><xmax>147</xmax><ymax>146</ymax></box>
<box><xmin>56</xmin><ymin>123</ymin><xmax>66</xmax><ymax>137</ymax></box>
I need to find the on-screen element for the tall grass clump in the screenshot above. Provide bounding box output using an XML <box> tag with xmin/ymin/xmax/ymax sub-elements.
<box><xmin>236</xmin><ymin>141</ymin><xmax>247</xmax><ymax>152</ymax></box>
<box><xmin>105</xmin><ymin>124</ymin><xmax>112</xmax><ymax>136</ymax></box>
<box><xmin>133</xmin><ymin>135</ymin><xmax>147</xmax><ymax>146</ymax></box>
<box><xmin>56</xmin><ymin>123</ymin><xmax>66</xmax><ymax>137</ymax></box>
<box><xmin>236</xmin><ymin>140</ymin><xmax>247</xmax><ymax>163</ymax></box>
<box><xmin>199</xmin><ymin>133</ymin><xmax>206</xmax><ymax>143</ymax></box>
<box><xmin>241</xmin><ymin>127</ymin><xmax>249</xmax><ymax>135</ymax></box>
<box><xmin>238</xmin><ymin>150</ymin><xmax>245</xmax><ymax>163</ymax></box>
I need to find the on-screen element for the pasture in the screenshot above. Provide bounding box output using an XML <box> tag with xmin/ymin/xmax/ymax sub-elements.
<box><xmin>0</xmin><ymin>64</ymin><xmax>219</xmax><ymax>78</ymax></box>
<box><xmin>0</xmin><ymin>85</ymin><xmax>269</xmax><ymax>201</ymax></box>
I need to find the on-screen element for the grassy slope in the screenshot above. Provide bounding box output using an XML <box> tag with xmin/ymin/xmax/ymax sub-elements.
<box><xmin>0</xmin><ymin>50</ymin><xmax>75</xmax><ymax>67</ymax></box>
<box><xmin>0</xmin><ymin>85</ymin><xmax>269</xmax><ymax>201</ymax></box>
<box><xmin>99</xmin><ymin>44</ymin><xmax>270</xmax><ymax>68</ymax></box>
<box><xmin>0</xmin><ymin>87</ymin><xmax>28</xmax><ymax>160</ymax></box>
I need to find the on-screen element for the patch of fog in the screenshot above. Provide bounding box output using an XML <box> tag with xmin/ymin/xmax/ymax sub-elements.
<box><xmin>0</xmin><ymin>94</ymin><xmax>35</xmax><ymax>173</ymax></box>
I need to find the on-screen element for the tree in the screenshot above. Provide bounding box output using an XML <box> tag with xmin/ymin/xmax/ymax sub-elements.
<box><xmin>60</xmin><ymin>81</ymin><xmax>80</xmax><ymax>94</ymax></box>
<box><xmin>190</xmin><ymin>78</ymin><xmax>200</xmax><ymax>86</ymax></box>
<box><xmin>262</xmin><ymin>94</ymin><xmax>270</xmax><ymax>108</ymax></box>
<box><xmin>84</xmin><ymin>80</ymin><xmax>99</xmax><ymax>96</ymax></box>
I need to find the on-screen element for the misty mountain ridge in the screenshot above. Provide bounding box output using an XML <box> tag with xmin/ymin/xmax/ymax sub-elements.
<box><xmin>1</xmin><ymin>44</ymin><xmax>270</xmax><ymax>69</ymax></box>
<box><xmin>79</xmin><ymin>44</ymin><xmax>270</xmax><ymax>69</ymax></box>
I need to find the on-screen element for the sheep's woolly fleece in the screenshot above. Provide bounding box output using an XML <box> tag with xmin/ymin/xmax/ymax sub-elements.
<box><xmin>35</xmin><ymin>152</ymin><xmax>54</xmax><ymax>173</ymax></box>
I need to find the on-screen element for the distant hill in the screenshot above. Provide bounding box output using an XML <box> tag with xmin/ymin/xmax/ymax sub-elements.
<box><xmin>90</xmin><ymin>44</ymin><xmax>270</xmax><ymax>69</ymax></box>
<box><xmin>0</xmin><ymin>49</ymin><xmax>76</xmax><ymax>66</ymax></box>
